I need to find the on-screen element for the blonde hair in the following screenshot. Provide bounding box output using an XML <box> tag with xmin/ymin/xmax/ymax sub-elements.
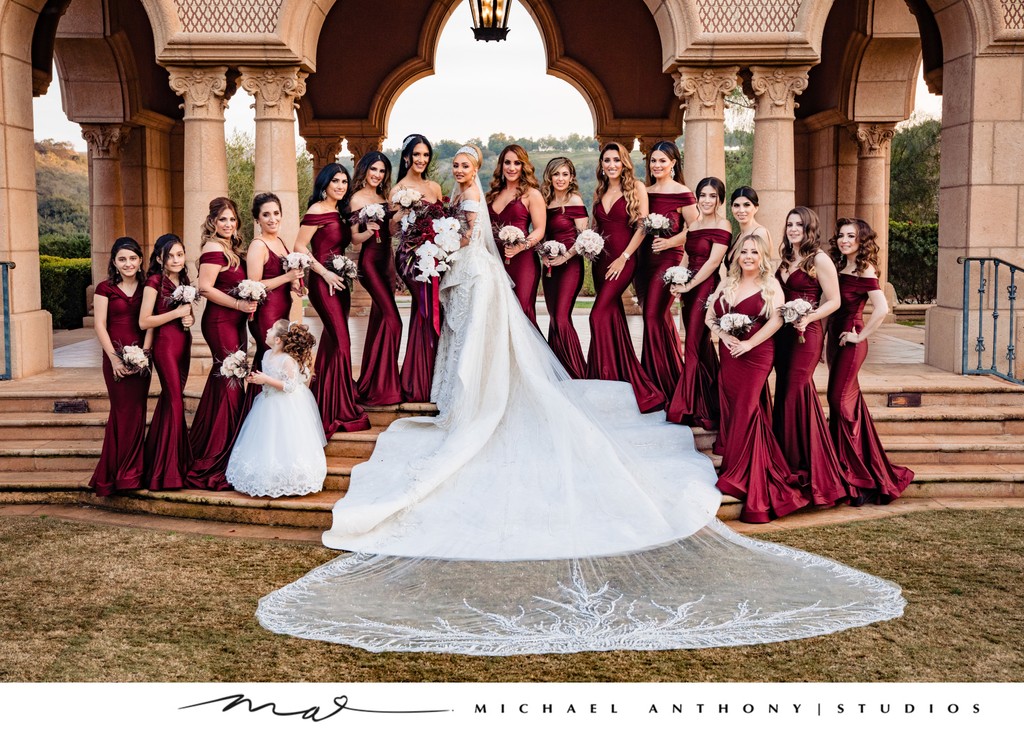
<box><xmin>540</xmin><ymin>157</ymin><xmax>580</xmax><ymax>205</ymax></box>
<box><xmin>453</xmin><ymin>143</ymin><xmax>483</xmax><ymax>173</ymax></box>
<box><xmin>719</xmin><ymin>233</ymin><xmax>777</xmax><ymax>319</ymax></box>
<box><xmin>594</xmin><ymin>142</ymin><xmax>641</xmax><ymax>225</ymax></box>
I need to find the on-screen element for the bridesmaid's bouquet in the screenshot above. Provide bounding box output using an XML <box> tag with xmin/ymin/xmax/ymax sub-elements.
<box><xmin>536</xmin><ymin>240</ymin><xmax>567</xmax><ymax>277</ymax></box>
<box><xmin>353</xmin><ymin>203</ymin><xmax>387</xmax><ymax>243</ymax></box>
<box><xmin>391</xmin><ymin>187</ymin><xmax>423</xmax><ymax>211</ymax></box>
<box><xmin>573</xmin><ymin>229</ymin><xmax>605</xmax><ymax>261</ymax></box>
<box><xmin>327</xmin><ymin>254</ymin><xmax>358</xmax><ymax>290</ymax></box>
<box><xmin>716</xmin><ymin>312</ymin><xmax>754</xmax><ymax>338</ymax></box>
<box><xmin>642</xmin><ymin>213</ymin><xmax>673</xmax><ymax>238</ymax></box>
<box><xmin>167</xmin><ymin>284</ymin><xmax>200</xmax><ymax>330</ymax></box>
<box><xmin>229</xmin><ymin>279</ymin><xmax>268</xmax><ymax>321</ymax></box>
<box><xmin>496</xmin><ymin>225</ymin><xmax>527</xmax><ymax>264</ymax></box>
<box><xmin>281</xmin><ymin>252</ymin><xmax>313</xmax><ymax>296</ymax></box>
<box><xmin>662</xmin><ymin>265</ymin><xmax>694</xmax><ymax>288</ymax></box>
<box><xmin>116</xmin><ymin>344</ymin><xmax>149</xmax><ymax>378</ymax></box>
<box><xmin>219</xmin><ymin>349</ymin><xmax>252</xmax><ymax>388</ymax></box>
<box><xmin>779</xmin><ymin>298</ymin><xmax>816</xmax><ymax>343</ymax></box>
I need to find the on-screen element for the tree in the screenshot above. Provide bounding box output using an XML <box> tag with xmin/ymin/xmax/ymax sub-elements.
<box><xmin>226</xmin><ymin>130</ymin><xmax>256</xmax><ymax>240</ymax></box>
<box><xmin>889</xmin><ymin>116</ymin><xmax>940</xmax><ymax>224</ymax></box>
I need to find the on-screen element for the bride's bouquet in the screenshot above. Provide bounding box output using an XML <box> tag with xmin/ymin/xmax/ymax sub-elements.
<box><xmin>662</xmin><ymin>265</ymin><xmax>694</xmax><ymax>289</ymax></box>
<box><xmin>326</xmin><ymin>254</ymin><xmax>358</xmax><ymax>291</ymax></box>
<box><xmin>536</xmin><ymin>240</ymin><xmax>567</xmax><ymax>277</ymax></box>
<box><xmin>642</xmin><ymin>213</ymin><xmax>674</xmax><ymax>238</ymax></box>
<box><xmin>414</xmin><ymin>216</ymin><xmax>463</xmax><ymax>281</ymax></box>
<box><xmin>167</xmin><ymin>284</ymin><xmax>200</xmax><ymax>330</ymax></box>
<box><xmin>229</xmin><ymin>279</ymin><xmax>267</xmax><ymax>321</ymax></box>
<box><xmin>116</xmin><ymin>344</ymin><xmax>149</xmax><ymax>378</ymax></box>
<box><xmin>496</xmin><ymin>225</ymin><xmax>527</xmax><ymax>264</ymax></box>
<box><xmin>353</xmin><ymin>203</ymin><xmax>387</xmax><ymax>243</ymax></box>
<box><xmin>779</xmin><ymin>298</ymin><xmax>816</xmax><ymax>343</ymax></box>
<box><xmin>281</xmin><ymin>251</ymin><xmax>313</xmax><ymax>295</ymax></box>
<box><xmin>716</xmin><ymin>312</ymin><xmax>754</xmax><ymax>338</ymax></box>
<box><xmin>219</xmin><ymin>349</ymin><xmax>252</xmax><ymax>388</ymax></box>
<box><xmin>573</xmin><ymin>229</ymin><xmax>605</xmax><ymax>261</ymax></box>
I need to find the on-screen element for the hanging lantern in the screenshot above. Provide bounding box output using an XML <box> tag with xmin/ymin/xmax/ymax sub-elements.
<box><xmin>469</xmin><ymin>0</ymin><xmax>512</xmax><ymax>42</ymax></box>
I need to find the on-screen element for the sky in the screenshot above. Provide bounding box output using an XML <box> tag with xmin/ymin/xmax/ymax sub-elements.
<box><xmin>32</xmin><ymin>1</ymin><xmax>942</xmax><ymax>152</ymax></box>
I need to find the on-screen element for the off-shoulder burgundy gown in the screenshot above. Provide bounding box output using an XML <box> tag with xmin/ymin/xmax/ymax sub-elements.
<box><xmin>772</xmin><ymin>268</ymin><xmax>849</xmax><ymax>506</ymax></box>
<box><xmin>243</xmin><ymin>244</ymin><xmax>294</xmax><ymax>410</ymax></box>
<box><xmin>143</xmin><ymin>274</ymin><xmax>192</xmax><ymax>491</ymax></box>
<box><xmin>491</xmin><ymin>197</ymin><xmax>540</xmax><ymax>327</ymax></box>
<box><xmin>542</xmin><ymin>204</ymin><xmax>587</xmax><ymax>378</ymax></box>
<box><xmin>714</xmin><ymin>291</ymin><xmax>809</xmax><ymax>523</ymax></box>
<box><xmin>587</xmin><ymin>196</ymin><xmax>664</xmax><ymax>413</ymax></box>
<box><xmin>186</xmin><ymin>251</ymin><xmax>248</xmax><ymax>490</ymax></box>
<box><xmin>665</xmin><ymin>227</ymin><xmax>728</xmax><ymax>428</ymax></box>
<box><xmin>827</xmin><ymin>274</ymin><xmax>914</xmax><ymax>503</ymax></box>
<box><xmin>355</xmin><ymin>207</ymin><xmax>402</xmax><ymax>405</ymax></box>
<box><xmin>303</xmin><ymin>211</ymin><xmax>371</xmax><ymax>437</ymax></box>
<box><xmin>90</xmin><ymin>280</ymin><xmax>151</xmax><ymax>495</ymax></box>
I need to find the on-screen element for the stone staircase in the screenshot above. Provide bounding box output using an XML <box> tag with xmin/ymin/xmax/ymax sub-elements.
<box><xmin>1</xmin><ymin>370</ymin><xmax>1022</xmax><ymax>528</ymax></box>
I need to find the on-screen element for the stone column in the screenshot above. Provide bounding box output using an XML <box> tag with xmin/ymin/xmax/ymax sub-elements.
<box><xmin>749</xmin><ymin>65</ymin><xmax>810</xmax><ymax>258</ymax></box>
<box><xmin>345</xmin><ymin>135</ymin><xmax>386</xmax><ymax>166</ymax></box>
<box><xmin>306</xmin><ymin>136</ymin><xmax>342</xmax><ymax>176</ymax></box>
<box><xmin>167</xmin><ymin>67</ymin><xmax>231</xmax><ymax>263</ymax></box>
<box><xmin>673</xmin><ymin>66</ymin><xmax>739</xmax><ymax>187</ymax></box>
<box><xmin>81</xmin><ymin>124</ymin><xmax>131</xmax><ymax>286</ymax></box>
<box><xmin>852</xmin><ymin>122</ymin><xmax>897</xmax><ymax>306</ymax></box>
<box><xmin>239</xmin><ymin>66</ymin><xmax>307</xmax><ymax>246</ymax></box>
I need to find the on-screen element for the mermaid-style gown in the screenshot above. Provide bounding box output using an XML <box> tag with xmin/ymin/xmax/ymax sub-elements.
<box><xmin>541</xmin><ymin>204</ymin><xmax>587</xmax><ymax>378</ymax></box>
<box><xmin>355</xmin><ymin>208</ymin><xmax>402</xmax><ymax>405</ymax></box>
<box><xmin>491</xmin><ymin>197</ymin><xmax>541</xmax><ymax>327</ymax></box>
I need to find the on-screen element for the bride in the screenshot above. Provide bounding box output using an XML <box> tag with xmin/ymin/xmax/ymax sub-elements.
<box><xmin>256</xmin><ymin>145</ymin><xmax>904</xmax><ymax>655</ymax></box>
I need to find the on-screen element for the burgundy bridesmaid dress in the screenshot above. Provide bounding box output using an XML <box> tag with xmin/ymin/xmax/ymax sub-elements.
<box><xmin>542</xmin><ymin>204</ymin><xmax>587</xmax><ymax>378</ymax></box>
<box><xmin>635</xmin><ymin>191</ymin><xmax>694</xmax><ymax>397</ymax></box>
<box><xmin>714</xmin><ymin>291</ymin><xmax>809</xmax><ymax>523</ymax></box>
<box><xmin>242</xmin><ymin>247</ymin><xmax>294</xmax><ymax>410</ymax></box>
<box><xmin>772</xmin><ymin>268</ymin><xmax>849</xmax><ymax>506</ymax></box>
<box><xmin>586</xmin><ymin>196</ymin><xmax>665</xmax><ymax>413</ymax></box>
<box><xmin>186</xmin><ymin>252</ymin><xmax>248</xmax><ymax>491</ymax></box>
<box><xmin>397</xmin><ymin>222</ymin><xmax>440</xmax><ymax>403</ymax></box>
<box><xmin>491</xmin><ymin>198</ymin><xmax>541</xmax><ymax>326</ymax></box>
<box><xmin>355</xmin><ymin>208</ymin><xmax>402</xmax><ymax>405</ymax></box>
<box><xmin>665</xmin><ymin>227</ymin><xmax>728</xmax><ymax>428</ymax></box>
<box><xmin>303</xmin><ymin>211</ymin><xmax>371</xmax><ymax>437</ymax></box>
<box><xmin>827</xmin><ymin>274</ymin><xmax>914</xmax><ymax>503</ymax></box>
<box><xmin>143</xmin><ymin>274</ymin><xmax>192</xmax><ymax>491</ymax></box>
<box><xmin>89</xmin><ymin>280</ymin><xmax>151</xmax><ymax>495</ymax></box>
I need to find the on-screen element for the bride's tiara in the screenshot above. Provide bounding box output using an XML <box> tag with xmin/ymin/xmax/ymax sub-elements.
<box><xmin>456</xmin><ymin>145</ymin><xmax>479</xmax><ymax>163</ymax></box>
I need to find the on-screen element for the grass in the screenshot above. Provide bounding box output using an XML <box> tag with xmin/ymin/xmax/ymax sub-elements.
<box><xmin>1</xmin><ymin>509</ymin><xmax>1021</xmax><ymax>683</ymax></box>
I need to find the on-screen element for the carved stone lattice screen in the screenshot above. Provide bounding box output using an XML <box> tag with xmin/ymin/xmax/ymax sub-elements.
<box><xmin>697</xmin><ymin>0</ymin><xmax>801</xmax><ymax>33</ymax></box>
<box><xmin>175</xmin><ymin>0</ymin><xmax>283</xmax><ymax>33</ymax></box>
<box><xmin>1003</xmin><ymin>0</ymin><xmax>1024</xmax><ymax>30</ymax></box>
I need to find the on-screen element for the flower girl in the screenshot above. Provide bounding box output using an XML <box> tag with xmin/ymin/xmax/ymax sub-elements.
<box><xmin>226</xmin><ymin>320</ymin><xmax>328</xmax><ymax>497</ymax></box>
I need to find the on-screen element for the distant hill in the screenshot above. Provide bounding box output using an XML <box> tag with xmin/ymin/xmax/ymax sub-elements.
<box><xmin>35</xmin><ymin>139</ymin><xmax>90</xmax><ymax>239</ymax></box>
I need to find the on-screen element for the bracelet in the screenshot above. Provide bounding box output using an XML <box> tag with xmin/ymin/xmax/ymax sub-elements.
<box><xmin>234</xmin><ymin>299</ymin><xmax>239</xmax><ymax>310</ymax></box>
<box><xmin>621</xmin><ymin>251</ymin><xmax>631</xmax><ymax>260</ymax></box>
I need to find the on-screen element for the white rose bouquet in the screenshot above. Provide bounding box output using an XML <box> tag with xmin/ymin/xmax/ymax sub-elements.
<box><xmin>536</xmin><ymin>240</ymin><xmax>567</xmax><ymax>277</ymax></box>
<box><xmin>496</xmin><ymin>225</ymin><xmax>527</xmax><ymax>264</ymax></box>
<box><xmin>168</xmin><ymin>284</ymin><xmax>200</xmax><ymax>330</ymax></box>
<box><xmin>219</xmin><ymin>349</ymin><xmax>252</xmax><ymax>388</ymax></box>
<box><xmin>716</xmin><ymin>312</ymin><xmax>754</xmax><ymax>338</ymax></box>
<box><xmin>117</xmin><ymin>344</ymin><xmax>149</xmax><ymax>378</ymax></box>
<box><xmin>228</xmin><ymin>279</ymin><xmax>267</xmax><ymax>321</ymax></box>
<box><xmin>573</xmin><ymin>229</ymin><xmax>605</xmax><ymax>262</ymax></box>
<box><xmin>327</xmin><ymin>254</ymin><xmax>358</xmax><ymax>290</ymax></box>
<box><xmin>354</xmin><ymin>203</ymin><xmax>387</xmax><ymax>243</ymax></box>
<box><xmin>662</xmin><ymin>265</ymin><xmax>694</xmax><ymax>288</ymax></box>
<box><xmin>391</xmin><ymin>187</ymin><xmax>423</xmax><ymax>210</ymax></box>
<box><xmin>779</xmin><ymin>298</ymin><xmax>816</xmax><ymax>343</ymax></box>
<box><xmin>281</xmin><ymin>251</ymin><xmax>313</xmax><ymax>296</ymax></box>
<box><xmin>642</xmin><ymin>213</ymin><xmax>674</xmax><ymax>238</ymax></box>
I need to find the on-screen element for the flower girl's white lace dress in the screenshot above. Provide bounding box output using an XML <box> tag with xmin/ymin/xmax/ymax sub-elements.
<box><xmin>226</xmin><ymin>350</ymin><xmax>327</xmax><ymax>497</ymax></box>
<box><xmin>255</xmin><ymin>173</ymin><xmax>904</xmax><ymax>655</ymax></box>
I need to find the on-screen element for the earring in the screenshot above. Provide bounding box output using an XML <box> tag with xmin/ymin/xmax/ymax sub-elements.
<box><xmin>320</xmin><ymin>190</ymin><xmax>327</xmax><ymax>201</ymax></box>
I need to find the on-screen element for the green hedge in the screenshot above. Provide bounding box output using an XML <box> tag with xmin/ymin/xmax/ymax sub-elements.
<box><xmin>39</xmin><ymin>255</ymin><xmax>91</xmax><ymax>329</ymax></box>
<box><xmin>888</xmin><ymin>221</ymin><xmax>938</xmax><ymax>304</ymax></box>
<box><xmin>38</xmin><ymin>233</ymin><xmax>90</xmax><ymax>259</ymax></box>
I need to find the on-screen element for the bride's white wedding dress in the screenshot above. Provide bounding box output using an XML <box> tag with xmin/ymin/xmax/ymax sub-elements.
<box><xmin>256</xmin><ymin>175</ymin><xmax>904</xmax><ymax>655</ymax></box>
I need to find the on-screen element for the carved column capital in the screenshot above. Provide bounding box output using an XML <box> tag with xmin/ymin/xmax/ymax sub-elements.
<box><xmin>637</xmin><ymin>135</ymin><xmax>668</xmax><ymax>159</ymax></box>
<box><xmin>81</xmin><ymin>124</ymin><xmax>131</xmax><ymax>159</ymax></box>
<box><xmin>238</xmin><ymin>66</ymin><xmax>308</xmax><ymax>120</ymax></box>
<box><xmin>345</xmin><ymin>135</ymin><xmax>386</xmax><ymax>164</ymax></box>
<box><xmin>749</xmin><ymin>65</ymin><xmax>810</xmax><ymax>119</ymax></box>
<box><xmin>167</xmin><ymin>66</ymin><xmax>230</xmax><ymax>120</ymax></box>
<box><xmin>672</xmin><ymin>66</ymin><xmax>740</xmax><ymax>120</ymax></box>
<box><xmin>305</xmin><ymin>136</ymin><xmax>343</xmax><ymax>172</ymax></box>
<box><xmin>851</xmin><ymin>122</ymin><xmax>897</xmax><ymax>157</ymax></box>
<box><xmin>595</xmin><ymin>136</ymin><xmax>634</xmax><ymax>152</ymax></box>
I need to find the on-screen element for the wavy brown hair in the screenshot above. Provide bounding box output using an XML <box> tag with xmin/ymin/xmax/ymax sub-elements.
<box><xmin>594</xmin><ymin>142</ymin><xmax>641</xmax><ymax>225</ymax></box>
<box><xmin>201</xmin><ymin>197</ymin><xmax>243</xmax><ymax>269</ymax></box>
<box><xmin>540</xmin><ymin>157</ymin><xmax>580</xmax><ymax>205</ymax></box>
<box><xmin>486</xmin><ymin>144</ymin><xmax>540</xmax><ymax>206</ymax></box>
<box><xmin>270</xmin><ymin>319</ymin><xmax>316</xmax><ymax>375</ymax></box>
<box><xmin>780</xmin><ymin>206</ymin><xmax>821</xmax><ymax>278</ymax></box>
<box><xmin>830</xmin><ymin>217</ymin><xmax>879</xmax><ymax>275</ymax></box>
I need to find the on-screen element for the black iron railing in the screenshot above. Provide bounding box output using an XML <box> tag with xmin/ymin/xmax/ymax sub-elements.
<box><xmin>1</xmin><ymin>261</ymin><xmax>14</xmax><ymax>380</ymax></box>
<box><xmin>959</xmin><ymin>256</ymin><xmax>1021</xmax><ymax>385</ymax></box>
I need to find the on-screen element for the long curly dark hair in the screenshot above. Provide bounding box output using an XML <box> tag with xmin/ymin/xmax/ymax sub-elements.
<box><xmin>780</xmin><ymin>206</ymin><xmax>821</xmax><ymax>278</ymax></box>
<box><xmin>147</xmin><ymin>233</ymin><xmax>190</xmax><ymax>285</ymax></box>
<box><xmin>270</xmin><ymin>319</ymin><xmax>316</xmax><ymax>375</ymax></box>
<box><xmin>200</xmin><ymin>197</ymin><xmax>243</xmax><ymax>269</ymax></box>
<box><xmin>351</xmin><ymin>151</ymin><xmax>392</xmax><ymax>202</ymax></box>
<box><xmin>486</xmin><ymin>144</ymin><xmax>540</xmax><ymax>206</ymax></box>
<box><xmin>396</xmin><ymin>134</ymin><xmax>433</xmax><ymax>183</ymax></box>
<box><xmin>594</xmin><ymin>142</ymin><xmax>642</xmax><ymax>225</ymax></box>
<box><xmin>830</xmin><ymin>217</ymin><xmax>879</xmax><ymax>275</ymax></box>
<box><xmin>106</xmin><ymin>236</ymin><xmax>145</xmax><ymax>286</ymax></box>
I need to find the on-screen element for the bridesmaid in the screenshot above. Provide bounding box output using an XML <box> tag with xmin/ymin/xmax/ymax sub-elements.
<box><xmin>665</xmin><ymin>176</ymin><xmax>729</xmax><ymax>428</ymax></box>
<box><xmin>139</xmin><ymin>234</ymin><xmax>194</xmax><ymax>491</ymax></box>
<box><xmin>706</xmin><ymin>233</ymin><xmax>808</xmax><ymax>523</ymax></box>
<box><xmin>89</xmin><ymin>237</ymin><xmax>152</xmax><ymax>496</ymax></box>
<box><xmin>294</xmin><ymin>163</ymin><xmax>371</xmax><ymax>436</ymax></box>
<box><xmin>827</xmin><ymin>218</ymin><xmax>914</xmax><ymax>504</ymax></box>
<box><xmin>186</xmin><ymin>197</ymin><xmax>257</xmax><ymax>490</ymax></box>
<box><xmin>727</xmin><ymin>186</ymin><xmax>774</xmax><ymax>267</ymax></box>
<box><xmin>539</xmin><ymin>156</ymin><xmax>587</xmax><ymax>378</ymax></box>
<box><xmin>243</xmin><ymin>192</ymin><xmax>302</xmax><ymax>406</ymax></box>
<box><xmin>393</xmin><ymin>134</ymin><xmax>444</xmax><ymax>402</ymax></box>
<box><xmin>636</xmin><ymin>140</ymin><xmax>698</xmax><ymax>397</ymax></box>
<box><xmin>350</xmin><ymin>152</ymin><xmax>402</xmax><ymax>405</ymax></box>
<box><xmin>772</xmin><ymin>207</ymin><xmax>848</xmax><ymax>507</ymax></box>
<box><xmin>486</xmin><ymin>144</ymin><xmax>546</xmax><ymax>325</ymax></box>
<box><xmin>587</xmin><ymin>142</ymin><xmax>664</xmax><ymax>413</ymax></box>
